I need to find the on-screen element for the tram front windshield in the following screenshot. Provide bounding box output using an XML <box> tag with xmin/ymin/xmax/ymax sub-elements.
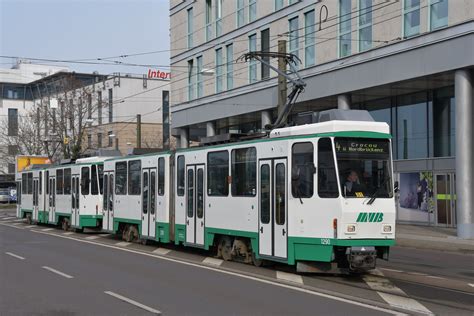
<box><xmin>335</xmin><ymin>137</ymin><xmax>393</xmax><ymax>199</ymax></box>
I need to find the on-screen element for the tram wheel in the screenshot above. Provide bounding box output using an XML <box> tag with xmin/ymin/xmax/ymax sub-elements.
<box><xmin>251</xmin><ymin>252</ymin><xmax>263</xmax><ymax>267</ymax></box>
<box><xmin>61</xmin><ymin>218</ymin><xmax>70</xmax><ymax>231</ymax></box>
<box><xmin>26</xmin><ymin>213</ymin><xmax>32</xmax><ymax>225</ymax></box>
<box><xmin>218</xmin><ymin>236</ymin><xmax>233</xmax><ymax>261</ymax></box>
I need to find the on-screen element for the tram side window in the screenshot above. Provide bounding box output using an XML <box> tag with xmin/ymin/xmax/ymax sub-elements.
<box><xmin>46</xmin><ymin>171</ymin><xmax>49</xmax><ymax>194</ymax></box>
<box><xmin>91</xmin><ymin>165</ymin><xmax>99</xmax><ymax>195</ymax></box>
<box><xmin>81</xmin><ymin>167</ymin><xmax>90</xmax><ymax>195</ymax></box>
<box><xmin>39</xmin><ymin>171</ymin><xmax>42</xmax><ymax>194</ymax></box>
<box><xmin>318</xmin><ymin>138</ymin><xmax>339</xmax><ymax>198</ymax></box>
<box><xmin>177</xmin><ymin>156</ymin><xmax>185</xmax><ymax>196</ymax></box>
<box><xmin>158</xmin><ymin>157</ymin><xmax>165</xmax><ymax>196</ymax></box>
<box><xmin>292</xmin><ymin>142</ymin><xmax>315</xmax><ymax>199</ymax></box>
<box><xmin>115</xmin><ymin>162</ymin><xmax>127</xmax><ymax>195</ymax></box>
<box><xmin>128</xmin><ymin>160</ymin><xmax>141</xmax><ymax>195</ymax></box>
<box><xmin>22</xmin><ymin>173</ymin><xmax>27</xmax><ymax>194</ymax></box>
<box><xmin>56</xmin><ymin>169</ymin><xmax>64</xmax><ymax>195</ymax></box>
<box><xmin>27</xmin><ymin>173</ymin><xmax>33</xmax><ymax>194</ymax></box>
<box><xmin>207</xmin><ymin>150</ymin><xmax>229</xmax><ymax>196</ymax></box>
<box><xmin>64</xmin><ymin>168</ymin><xmax>71</xmax><ymax>194</ymax></box>
<box><xmin>231</xmin><ymin>147</ymin><xmax>256</xmax><ymax>197</ymax></box>
<box><xmin>97</xmin><ymin>164</ymin><xmax>104</xmax><ymax>194</ymax></box>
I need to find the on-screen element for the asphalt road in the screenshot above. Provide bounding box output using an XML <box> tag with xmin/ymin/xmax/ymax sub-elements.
<box><xmin>1</xmin><ymin>207</ymin><xmax>473</xmax><ymax>316</ymax></box>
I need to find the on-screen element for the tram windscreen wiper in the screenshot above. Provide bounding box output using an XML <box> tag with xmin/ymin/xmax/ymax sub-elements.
<box><xmin>366</xmin><ymin>177</ymin><xmax>390</xmax><ymax>205</ymax></box>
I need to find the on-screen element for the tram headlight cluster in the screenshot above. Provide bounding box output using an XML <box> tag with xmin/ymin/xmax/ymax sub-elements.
<box><xmin>382</xmin><ymin>225</ymin><xmax>392</xmax><ymax>233</ymax></box>
<box><xmin>346</xmin><ymin>224</ymin><xmax>356</xmax><ymax>234</ymax></box>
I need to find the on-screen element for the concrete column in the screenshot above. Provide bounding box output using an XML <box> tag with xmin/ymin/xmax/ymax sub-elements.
<box><xmin>455</xmin><ymin>69</ymin><xmax>474</xmax><ymax>239</ymax></box>
<box><xmin>179</xmin><ymin>128</ymin><xmax>189</xmax><ymax>149</ymax></box>
<box><xmin>337</xmin><ymin>94</ymin><xmax>351</xmax><ymax>110</ymax></box>
<box><xmin>206</xmin><ymin>122</ymin><xmax>216</xmax><ymax>137</ymax></box>
<box><xmin>261</xmin><ymin>110</ymin><xmax>272</xmax><ymax>130</ymax></box>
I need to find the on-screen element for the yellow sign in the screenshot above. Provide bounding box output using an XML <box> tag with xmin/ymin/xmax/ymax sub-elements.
<box><xmin>64</xmin><ymin>137</ymin><xmax>69</xmax><ymax>145</ymax></box>
<box><xmin>16</xmin><ymin>156</ymin><xmax>51</xmax><ymax>172</ymax></box>
<box><xmin>355</xmin><ymin>192</ymin><xmax>365</xmax><ymax>198</ymax></box>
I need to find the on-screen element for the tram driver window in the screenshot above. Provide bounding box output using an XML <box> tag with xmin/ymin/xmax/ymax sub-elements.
<box><xmin>115</xmin><ymin>162</ymin><xmax>127</xmax><ymax>195</ymax></box>
<box><xmin>207</xmin><ymin>150</ymin><xmax>229</xmax><ymax>196</ymax></box>
<box><xmin>292</xmin><ymin>142</ymin><xmax>315</xmax><ymax>199</ymax></box>
<box><xmin>231</xmin><ymin>147</ymin><xmax>256</xmax><ymax>197</ymax></box>
<box><xmin>318</xmin><ymin>138</ymin><xmax>339</xmax><ymax>198</ymax></box>
<box><xmin>128</xmin><ymin>160</ymin><xmax>141</xmax><ymax>195</ymax></box>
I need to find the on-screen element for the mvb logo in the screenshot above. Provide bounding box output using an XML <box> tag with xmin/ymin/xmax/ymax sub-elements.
<box><xmin>356</xmin><ymin>212</ymin><xmax>384</xmax><ymax>223</ymax></box>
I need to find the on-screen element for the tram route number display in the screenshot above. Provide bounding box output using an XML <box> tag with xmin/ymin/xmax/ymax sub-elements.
<box><xmin>335</xmin><ymin>138</ymin><xmax>389</xmax><ymax>155</ymax></box>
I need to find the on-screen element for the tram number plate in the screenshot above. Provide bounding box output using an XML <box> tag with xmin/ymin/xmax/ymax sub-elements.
<box><xmin>321</xmin><ymin>238</ymin><xmax>331</xmax><ymax>245</ymax></box>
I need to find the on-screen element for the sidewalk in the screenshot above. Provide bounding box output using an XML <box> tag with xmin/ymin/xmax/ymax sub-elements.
<box><xmin>396</xmin><ymin>224</ymin><xmax>474</xmax><ymax>253</ymax></box>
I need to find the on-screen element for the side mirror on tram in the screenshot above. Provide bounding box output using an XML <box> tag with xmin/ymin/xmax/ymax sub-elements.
<box><xmin>394</xmin><ymin>181</ymin><xmax>399</xmax><ymax>193</ymax></box>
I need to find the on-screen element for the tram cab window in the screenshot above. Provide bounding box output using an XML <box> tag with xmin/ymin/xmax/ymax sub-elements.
<box><xmin>115</xmin><ymin>162</ymin><xmax>127</xmax><ymax>195</ymax></box>
<box><xmin>207</xmin><ymin>150</ymin><xmax>229</xmax><ymax>196</ymax></box>
<box><xmin>317</xmin><ymin>138</ymin><xmax>339</xmax><ymax>198</ymax></box>
<box><xmin>91</xmin><ymin>165</ymin><xmax>99</xmax><ymax>195</ymax></box>
<box><xmin>335</xmin><ymin>138</ymin><xmax>393</xmax><ymax>198</ymax></box>
<box><xmin>22</xmin><ymin>173</ymin><xmax>27</xmax><ymax>194</ymax></box>
<box><xmin>64</xmin><ymin>168</ymin><xmax>71</xmax><ymax>194</ymax></box>
<box><xmin>177</xmin><ymin>156</ymin><xmax>185</xmax><ymax>196</ymax></box>
<box><xmin>128</xmin><ymin>160</ymin><xmax>141</xmax><ymax>195</ymax></box>
<box><xmin>231</xmin><ymin>147</ymin><xmax>256</xmax><ymax>197</ymax></box>
<box><xmin>292</xmin><ymin>142</ymin><xmax>315</xmax><ymax>199</ymax></box>
<box><xmin>56</xmin><ymin>169</ymin><xmax>63</xmax><ymax>195</ymax></box>
<box><xmin>97</xmin><ymin>164</ymin><xmax>104</xmax><ymax>194</ymax></box>
<box><xmin>158</xmin><ymin>157</ymin><xmax>165</xmax><ymax>196</ymax></box>
<box><xmin>81</xmin><ymin>167</ymin><xmax>90</xmax><ymax>195</ymax></box>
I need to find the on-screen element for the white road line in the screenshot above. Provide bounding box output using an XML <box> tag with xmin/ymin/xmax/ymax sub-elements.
<box><xmin>152</xmin><ymin>248</ymin><xmax>171</xmax><ymax>255</ymax></box>
<box><xmin>63</xmin><ymin>232</ymin><xmax>75</xmax><ymax>235</ymax></box>
<box><xmin>11</xmin><ymin>219</ymin><xmax>24</xmax><ymax>222</ymax></box>
<box><xmin>5</xmin><ymin>252</ymin><xmax>25</xmax><ymax>260</ymax></box>
<box><xmin>85</xmin><ymin>235</ymin><xmax>100</xmax><ymax>240</ymax></box>
<box><xmin>363</xmin><ymin>271</ymin><xmax>433</xmax><ymax>315</ymax></box>
<box><xmin>1</xmin><ymin>217</ymin><xmax>16</xmax><ymax>220</ymax></box>
<box><xmin>202</xmin><ymin>257</ymin><xmax>223</xmax><ymax>266</ymax></box>
<box><xmin>115</xmin><ymin>241</ymin><xmax>131</xmax><ymax>247</ymax></box>
<box><xmin>379</xmin><ymin>268</ymin><xmax>404</xmax><ymax>273</ymax></box>
<box><xmin>42</xmin><ymin>266</ymin><xmax>74</xmax><ymax>279</ymax></box>
<box><xmin>104</xmin><ymin>291</ymin><xmax>161</xmax><ymax>315</ymax></box>
<box><xmin>41</xmin><ymin>228</ymin><xmax>54</xmax><ymax>232</ymax></box>
<box><xmin>407</xmin><ymin>272</ymin><xmax>428</xmax><ymax>276</ymax></box>
<box><xmin>468</xmin><ymin>283</ymin><xmax>474</xmax><ymax>288</ymax></box>
<box><xmin>25</xmin><ymin>225</ymin><xmax>36</xmax><ymax>228</ymax></box>
<box><xmin>276</xmin><ymin>271</ymin><xmax>304</xmax><ymax>285</ymax></box>
<box><xmin>425</xmin><ymin>275</ymin><xmax>446</xmax><ymax>280</ymax></box>
<box><xmin>12</xmin><ymin>223</ymin><xmax>22</xmax><ymax>226</ymax></box>
<box><xmin>31</xmin><ymin>230</ymin><xmax>403</xmax><ymax>315</ymax></box>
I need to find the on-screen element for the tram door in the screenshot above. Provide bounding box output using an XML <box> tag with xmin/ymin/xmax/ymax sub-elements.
<box><xmin>48</xmin><ymin>177</ymin><xmax>56</xmax><ymax>223</ymax></box>
<box><xmin>71</xmin><ymin>175</ymin><xmax>80</xmax><ymax>227</ymax></box>
<box><xmin>102</xmin><ymin>172</ymin><xmax>114</xmax><ymax>232</ymax></box>
<box><xmin>259</xmin><ymin>159</ymin><xmax>288</xmax><ymax>259</ymax></box>
<box><xmin>33</xmin><ymin>178</ymin><xmax>39</xmax><ymax>221</ymax></box>
<box><xmin>142</xmin><ymin>168</ymin><xmax>157</xmax><ymax>239</ymax></box>
<box><xmin>186</xmin><ymin>165</ymin><xmax>205</xmax><ymax>246</ymax></box>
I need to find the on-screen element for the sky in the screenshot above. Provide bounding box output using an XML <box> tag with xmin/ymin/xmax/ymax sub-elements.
<box><xmin>0</xmin><ymin>0</ymin><xmax>170</xmax><ymax>76</ymax></box>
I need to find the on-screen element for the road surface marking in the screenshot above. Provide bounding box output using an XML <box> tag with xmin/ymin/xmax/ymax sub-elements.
<box><xmin>276</xmin><ymin>271</ymin><xmax>304</xmax><ymax>285</ymax></box>
<box><xmin>115</xmin><ymin>241</ymin><xmax>131</xmax><ymax>247</ymax></box>
<box><xmin>407</xmin><ymin>272</ymin><xmax>428</xmax><ymax>276</ymax></box>
<box><xmin>63</xmin><ymin>232</ymin><xmax>75</xmax><ymax>235</ymax></box>
<box><xmin>363</xmin><ymin>271</ymin><xmax>433</xmax><ymax>315</ymax></box>
<box><xmin>85</xmin><ymin>235</ymin><xmax>100</xmax><ymax>240</ymax></box>
<box><xmin>12</xmin><ymin>223</ymin><xmax>22</xmax><ymax>226</ymax></box>
<box><xmin>1</xmin><ymin>217</ymin><xmax>16</xmax><ymax>220</ymax></box>
<box><xmin>42</xmin><ymin>266</ymin><xmax>74</xmax><ymax>279</ymax></box>
<box><xmin>469</xmin><ymin>283</ymin><xmax>474</xmax><ymax>288</ymax></box>
<box><xmin>379</xmin><ymin>268</ymin><xmax>404</xmax><ymax>273</ymax></box>
<box><xmin>426</xmin><ymin>275</ymin><xmax>446</xmax><ymax>280</ymax></box>
<box><xmin>202</xmin><ymin>257</ymin><xmax>223</xmax><ymax>266</ymax></box>
<box><xmin>104</xmin><ymin>291</ymin><xmax>161</xmax><ymax>315</ymax></box>
<box><xmin>25</xmin><ymin>225</ymin><xmax>36</xmax><ymax>228</ymax></box>
<box><xmin>5</xmin><ymin>252</ymin><xmax>25</xmax><ymax>260</ymax></box>
<box><xmin>152</xmin><ymin>248</ymin><xmax>171</xmax><ymax>255</ymax></box>
<box><xmin>31</xmin><ymin>229</ymin><xmax>403</xmax><ymax>315</ymax></box>
<box><xmin>12</xmin><ymin>219</ymin><xmax>24</xmax><ymax>222</ymax></box>
<box><xmin>41</xmin><ymin>228</ymin><xmax>54</xmax><ymax>231</ymax></box>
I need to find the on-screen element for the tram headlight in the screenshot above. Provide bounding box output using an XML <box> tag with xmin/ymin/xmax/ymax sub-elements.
<box><xmin>346</xmin><ymin>224</ymin><xmax>356</xmax><ymax>234</ymax></box>
<box><xmin>382</xmin><ymin>225</ymin><xmax>392</xmax><ymax>233</ymax></box>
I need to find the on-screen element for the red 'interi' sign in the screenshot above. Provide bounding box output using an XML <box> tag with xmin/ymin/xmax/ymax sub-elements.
<box><xmin>148</xmin><ymin>69</ymin><xmax>171</xmax><ymax>79</ymax></box>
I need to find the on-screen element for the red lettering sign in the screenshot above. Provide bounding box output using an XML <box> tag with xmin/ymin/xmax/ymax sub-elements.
<box><xmin>147</xmin><ymin>69</ymin><xmax>171</xmax><ymax>80</ymax></box>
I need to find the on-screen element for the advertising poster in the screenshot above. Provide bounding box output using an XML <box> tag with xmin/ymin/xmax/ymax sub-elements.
<box><xmin>398</xmin><ymin>172</ymin><xmax>434</xmax><ymax>223</ymax></box>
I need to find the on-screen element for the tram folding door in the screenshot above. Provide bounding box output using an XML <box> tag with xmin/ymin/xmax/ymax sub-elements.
<box><xmin>48</xmin><ymin>177</ymin><xmax>56</xmax><ymax>223</ymax></box>
<box><xmin>71</xmin><ymin>175</ymin><xmax>80</xmax><ymax>227</ymax></box>
<box><xmin>258</xmin><ymin>159</ymin><xmax>288</xmax><ymax>259</ymax></box>
<box><xmin>33</xmin><ymin>178</ymin><xmax>39</xmax><ymax>222</ymax></box>
<box><xmin>102</xmin><ymin>172</ymin><xmax>114</xmax><ymax>232</ymax></box>
<box><xmin>185</xmin><ymin>164</ymin><xmax>205</xmax><ymax>246</ymax></box>
<box><xmin>142</xmin><ymin>168</ymin><xmax>157</xmax><ymax>239</ymax></box>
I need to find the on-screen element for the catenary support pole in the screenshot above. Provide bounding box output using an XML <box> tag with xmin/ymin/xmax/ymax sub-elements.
<box><xmin>455</xmin><ymin>69</ymin><xmax>474</xmax><ymax>239</ymax></box>
<box><xmin>180</xmin><ymin>128</ymin><xmax>189</xmax><ymax>149</ymax></box>
<box><xmin>277</xmin><ymin>40</ymin><xmax>287</xmax><ymax>118</ymax></box>
<box><xmin>206</xmin><ymin>122</ymin><xmax>216</xmax><ymax>137</ymax></box>
<box><xmin>136</xmin><ymin>114</ymin><xmax>141</xmax><ymax>149</ymax></box>
<box><xmin>261</xmin><ymin>111</ymin><xmax>272</xmax><ymax>130</ymax></box>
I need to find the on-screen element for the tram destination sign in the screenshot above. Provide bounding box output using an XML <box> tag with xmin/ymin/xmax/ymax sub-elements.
<box><xmin>335</xmin><ymin>138</ymin><xmax>389</xmax><ymax>155</ymax></box>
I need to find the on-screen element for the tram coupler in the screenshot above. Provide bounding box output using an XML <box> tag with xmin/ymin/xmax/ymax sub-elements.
<box><xmin>346</xmin><ymin>246</ymin><xmax>377</xmax><ymax>271</ymax></box>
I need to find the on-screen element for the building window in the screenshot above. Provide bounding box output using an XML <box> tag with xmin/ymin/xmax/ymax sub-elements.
<box><xmin>177</xmin><ymin>155</ymin><xmax>185</xmax><ymax>196</ymax></box>
<box><xmin>237</xmin><ymin>0</ymin><xmax>245</xmax><ymax>27</ymax></box>
<box><xmin>196</xmin><ymin>56</ymin><xmax>203</xmax><ymax>98</ymax></box>
<box><xmin>97</xmin><ymin>133</ymin><xmax>102</xmax><ymax>148</ymax></box>
<box><xmin>206</xmin><ymin>0</ymin><xmax>213</xmax><ymax>40</ymax></box>
<box><xmin>304</xmin><ymin>10</ymin><xmax>315</xmax><ymax>67</ymax></box>
<box><xmin>87</xmin><ymin>94</ymin><xmax>92</xmax><ymax>120</ymax></box>
<box><xmin>339</xmin><ymin>0</ymin><xmax>352</xmax><ymax>57</ymax></box>
<box><xmin>249</xmin><ymin>0</ymin><xmax>256</xmax><ymax>22</ymax></box>
<box><xmin>430</xmin><ymin>0</ymin><xmax>448</xmax><ymax>31</ymax></box>
<box><xmin>226</xmin><ymin>44</ymin><xmax>234</xmax><ymax>90</ymax></box>
<box><xmin>231</xmin><ymin>147</ymin><xmax>256</xmax><ymax>196</ymax></box>
<box><xmin>430</xmin><ymin>86</ymin><xmax>455</xmax><ymax>157</ymax></box>
<box><xmin>64</xmin><ymin>168</ymin><xmax>71</xmax><ymax>195</ymax></box>
<box><xmin>115</xmin><ymin>161</ymin><xmax>127</xmax><ymax>195</ymax></box>
<box><xmin>8</xmin><ymin>108</ymin><xmax>18</xmax><ymax>136</ymax></box>
<box><xmin>215</xmin><ymin>0</ymin><xmax>222</xmax><ymax>37</ymax></box>
<box><xmin>358</xmin><ymin>0</ymin><xmax>372</xmax><ymax>52</ymax></box>
<box><xmin>8</xmin><ymin>145</ymin><xmax>18</xmax><ymax>155</ymax></box>
<box><xmin>207</xmin><ymin>150</ymin><xmax>229</xmax><ymax>196</ymax></box>
<box><xmin>8</xmin><ymin>163</ymin><xmax>15</xmax><ymax>174</ymax></box>
<box><xmin>128</xmin><ymin>160</ymin><xmax>141</xmax><ymax>195</ymax></box>
<box><xmin>318</xmin><ymin>138</ymin><xmax>339</xmax><ymax>198</ymax></box>
<box><xmin>87</xmin><ymin>134</ymin><xmax>92</xmax><ymax>148</ymax></box>
<box><xmin>292</xmin><ymin>142</ymin><xmax>314</xmax><ymax>198</ymax></box>
<box><xmin>187</xmin><ymin>7</ymin><xmax>193</xmax><ymax>48</ymax></box>
<box><xmin>403</xmin><ymin>0</ymin><xmax>420</xmax><ymax>38</ymax></box>
<box><xmin>248</xmin><ymin>34</ymin><xmax>257</xmax><ymax>83</ymax></box>
<box><xmin>261</xmin><ymin>29</ymin><xmax>270</xmax><ymax>79</ymax></box>
<box><xmin>188</xmin><ymin>59</ymin><xmax>195</xmax><ymax>101</ymax></box>
<box><xmin>108</xmin><ymin>131</ymin><xmax>113</xmax><ymax>147</ymax></box>
<box><xmin>289</xmin><ymin>17</ymin><xmax>299</xmax><ymax>61</ymax></box>
<box><xmin>97</xmin><ymin>91</ymin><xmax>102</xmax><ymax>125</ymax></box>
<box><xmin>108</xmin><ymin>88</ymin><xmax>113</xmax><ymax>123</ymax></box>
<box><xmin>275</xmin><ymin>0</ymin><xmax>284</xmax><ymax>11</ymax></box>
<box><xmin>215</xmin><ymin>48</ymin><xmax>224</xmax><ymax>93</ymax></box>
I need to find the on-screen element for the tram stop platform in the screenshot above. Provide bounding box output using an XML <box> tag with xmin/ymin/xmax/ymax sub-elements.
<box><xmin>396</xmin><ymin>224</ymin><xmax>474</xmax><ymax>254</ymax></box>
